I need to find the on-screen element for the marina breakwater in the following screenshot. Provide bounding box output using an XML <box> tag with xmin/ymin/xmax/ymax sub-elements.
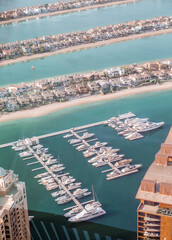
<box><xmin>0</xmin><ymin>120</ymin><xmax>105</xmax><ymax>149</ymax></box>
<box><xmin>1</xmin><ymin>16</ymin><xmax>172</xmax><ymax>66</ymax></box>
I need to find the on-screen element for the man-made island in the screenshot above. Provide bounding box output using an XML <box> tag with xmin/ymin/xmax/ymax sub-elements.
<box><xmin>0</xmin><ymin>16</ymin><xmax>172</xmax><ymax>66</ymax></box>
<box><xmin>0</xmin><ymin>0</ymin><xmax>141</xmax><ymax>25</ymax></box>
<box><xmin>0</xmin><ymin>59</ymin><xmax>172</xmax><ymax>122</ymax></box>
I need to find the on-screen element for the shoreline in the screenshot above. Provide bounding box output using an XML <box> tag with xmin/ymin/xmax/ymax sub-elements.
<box><xmin>1</xmin><ymin>28</ymin><xmax>172</xmax><ymax>67</ymax></box>
<box><xmin>0</xmin><ymin>81</ymin><xmax>172</xmax><ymax>123</ymax></box>
<box><xmin>0</xmin><ymin>0</ymin><xmax>141</xmax><ymax>26</ymax></box>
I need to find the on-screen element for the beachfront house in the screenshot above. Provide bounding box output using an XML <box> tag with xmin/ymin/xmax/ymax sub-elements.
<box><xmin>109</xmin><ymin>78</ymin><xmax>123</xmax><ymax>91</ymax></box>
<box><xmin>8</xmin><ymin>84</ymin><xmax>27</xmax><ymax>95</ymax></box>
<box><xmin>17</xmin><ymin>95</ymin><xmax>30</xmax><ymax>106</ymax></box>
<box><xmin>35</xmin><ymin>80</ymin><xmax>51</xmax><ymax>91</ymax></box>
<box><xmin>97</xmin><ymin>80</ymin><xmax>110</xmax><ymax>94</ymax></box>
<box><xmin>105</xmin><ymin>67</ymin><xmax>125</xmax><ymax>78</ymax></box>
<box><xmin>6</xmin><ymin>98</ymin><xmax>19</xmax><ymax>112</ymax></box>
<box><xmin>65</xmin><ymin>86</ymin><xmax>77</xmax><ymax>96</ymax></box>
<box><xmin>0</xmin><ymin>100</ymin><xmax>4</xmax><ymax>111</ymax></box>
<box><xmin>41</xmin><ymin>90</ymin><xmax>54</xmax><ymax>102</ymax></box>
<box><xmin>53</xmin><ymin>88</ymin><xmax>66</xmax><ymax>101</ymax></box>
<box><xmin>50</xmin><ymin>78</ymin><xmax>63</xmax><ymax>89</ymax></box>
<box><xmin>87</xmin><ymin>81</ymin><xmax>100</xmax><ymax>93</ymax></box>
<box><xmin>0</xmin><ymin>88</ymin><xmax>9</xmax><ymax>98</ymax></box>
<box><xmin>75</xmin><ymin>83</ymin><xmax>88</xmax><ymax>94</ymax></box>
<box><xmin>29</xmin><ymin>93</ymin><xmax>42</xmax><ymax>105</ymax></box>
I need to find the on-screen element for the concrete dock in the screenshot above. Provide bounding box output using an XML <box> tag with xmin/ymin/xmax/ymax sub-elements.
<box><xmin>0</xmin><ymin>120</ymin><xmax>105</xmax><ymax>149</ymax></box>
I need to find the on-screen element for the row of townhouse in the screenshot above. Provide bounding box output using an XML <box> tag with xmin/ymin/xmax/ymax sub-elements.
<box><xmin>1</xmin><ymin>16</ymin><xmax>172</xmax><ymax>60</ymax></box>
<box><xmin>0</xmin><ymin>0</ymin><xmax>126</xmax><ymax>21</ymax></box>
<box><xmin>0</xmin><ymin>61</ymin><xmax>172</xmax><ymax>112</ymax></box>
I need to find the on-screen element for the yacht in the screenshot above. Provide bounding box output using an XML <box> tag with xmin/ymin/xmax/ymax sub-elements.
<box><xmin>19</xmin><ymin>151</ymin><xmax>33</xmax><ymax>158</ymax></box>
<box><xmin>61</xmin><ymin>176</ymin><xmax>76</xmax><ymax>185</ymax></box>
<box><xmin>49</xmin><ymin>165</ymin><xmax>65</xmax><ymax>172</ymax></box>
<box><xmin>137</xmin><ymin>122</ymin><xmax>164</xmax><ymax>133</ymax></box>
<box><xmin>68</xmin><ymin>138</ymin><xmax>81</xmax><ymax>144</ymax></box>
<box><xmin>56</xmin><ymin>195</ymin><xmax>72</xmax><ymax>204</ymax></box>
<box><xmin>80</xmin><ymin>132</ymin><xmax>95</xmax><ymax>140</ymax></box>
<box><xmin>107</xmin><ymin>164</ymin><xmax>142</xmax><ymax>179</ymax></box>
<box><xmin>114</xmin><ymin>159</ymin><xmax>132</xmax><ymax>167</ymax></box>
<box><xmin>32</xmin><ymin>144</ymin><xmax>43</xmax><ymax>149</ymax></box>
<box><xmin>67</xmin><ymin>182</ymin><xmax>82</xmax><ymax>190</ymax></box>
<box><xmin>45</xmin><ymin>159</ymin><xmax>58</xmax><ymax>165</ymax></box>
<box><xmin>12</xmin><ymin>145</ymin><xmax>26</xmax><ymax>151</ymax></box>
<box><xmin>63</xmin><ymin>133</ymin><xmax>73</xmax><ymax>138</ymax></box>
<box><xmin>13</xmin><ymin>139</ymin><xmax>25</xmax><ymax>147</ymax></box>
<box><xmin>121</xmin><ymin>164</ymin><xmax>142</xmax><ymax>173</ymax></box>
<box><xmin>73</xmin><ymin>188</ymin><xmax>91</xmax><ymax>198</ymax></box>
<box><xmin>68</xmin><ymin>204</ymin><xmax>106</xmax><ymax>222</ymax></box>
<box><xmin>34</xmin><ymin>172</ymin><xmax>49</xmax><ymax>179</ymax></box>
<box><xmin>64</xmin><ymin>201</ymin><xmax>101</xmax><ymax>218</ymax></box>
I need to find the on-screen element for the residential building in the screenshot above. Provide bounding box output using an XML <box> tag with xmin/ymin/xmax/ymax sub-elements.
<box><xmin>0</xmin><ymin>89</ymin><xmax>9</xmax><ymax>99</ymax></box>
<box><xmin>0</xmin><ymin>100</ymin><xmax>4</xmax><ymax>111</ymax></box>
<box><xmin>64</xmin><ymin>86</ymin><xmax>77</xmax><ymax>96</ymax></box>
<box><xmin>41</xmin><ymin>90</ymin><xmax>54</xmax><ymax>102</ymax></box>
<box><xmin>6</xmin><ymin>98</ymin><xmax>18</xmax><ymax>112</ymax></box>
<box><xmin>87</xmin><ymin>81</ymin><xmax>100</xmax><ymax>93</ymax></box>
<box><xmin>0</xmin><ymin>168</ymin><xmax>30</xmax><ymax>240</ymax></box>
<box><xmin>97</xmin><ymin>80</ymin><xmax>110</xmax><ymax>94</ymax></box>
<box><xmin>136</xmin><ymin>127</ymin><xmax>172</xmax><ymax>240</ymax></box>
<box><xmin>29</xmin><ymin>93</ymin><xmax>42</xmax><ymax>104</ymax></box>
<box><xmin>75</xmin><ymin>83</ymin><xmax>88</xmax><ymax>94</ymax></box>
<box><xmin>53</xmin><ymin>88</ymin><xmax>66</xmax><ymax>101</ymax></box>
<box><xmin>8</xmin><ymin>84</ymin><xmax>27</xmax><ymax>95</ymax></box>
<box><xmin>35</xmin><ymin>80</ymin><xmax>50</xmax><ymax>91</ymax></box>
<box><xmin>17</xmin><ymin>95</ymin><xmax>30</xmax><ymax>106</ymax></box>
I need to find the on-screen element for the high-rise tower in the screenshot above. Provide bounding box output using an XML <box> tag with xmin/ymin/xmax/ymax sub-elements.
<box><xmin>136</xmin><ymin>127</ymin><xmax>172</xmax><ymax>240</ymax></box>
<box><xmin>0</xmin><ymin>168</ymin><xmax>30</xmax><ymax>240</ymax></box>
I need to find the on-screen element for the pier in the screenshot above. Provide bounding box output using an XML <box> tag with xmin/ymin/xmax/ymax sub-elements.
<box><xmin>0</xmin><ymin>120</ymin><xmax>105</xmax><ymax>149</ymax></box>
<box><xmin>66</xmin><ymin>128</ymin><xmax>124</xmax><ymax>177</ymax></box>
<box><xmin>26</xmin><ymin>144</ymin><xmax>84</xmax><ymax>210</ymax></box>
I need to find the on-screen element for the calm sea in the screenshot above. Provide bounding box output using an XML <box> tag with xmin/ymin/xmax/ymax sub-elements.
<box><xmin>0</xmin><ymin>0</ymin><xmax>172</xmax><ymax>235</ymax></box>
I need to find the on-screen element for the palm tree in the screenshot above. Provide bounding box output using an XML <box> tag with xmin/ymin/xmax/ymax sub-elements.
<box><xmin>31</xmin><ymin>66</ymin><xmax>35</xmax><ymax>81</ymax></box>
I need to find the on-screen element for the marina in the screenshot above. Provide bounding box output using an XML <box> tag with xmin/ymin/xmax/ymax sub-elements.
<box><xmin>0</xmin><ymin>112</ymin><xmax>164</xmax><ymax>150</ymax></box>
<box><xmin>11</xmin><ymin>137</ymin><xmax>106</xmax><ymax>222</ymax></box>
<box><xmin>106</xmin><ymin>112</ymin><xmax>164</xmax><ymax>141</ymax></box>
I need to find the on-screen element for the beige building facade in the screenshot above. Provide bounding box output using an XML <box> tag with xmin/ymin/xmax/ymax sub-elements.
<box><xmin>0</xmin><ymin>168</ymin><xmax>30</xmax><ymax>240</ymax></box>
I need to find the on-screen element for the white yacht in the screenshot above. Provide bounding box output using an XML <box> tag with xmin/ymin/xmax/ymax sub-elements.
<box><xmin>67</xmin><ymin>182</ymin><xmax>82</xmax><ymax>190</ymax></box>
<box><xmin>73</xmin><ymin>188</ymin><xmax>91</xmax><ymax>199</ymax></box>
<box><xmin>64</xmin><ymin>201</ymin><xmax>101</xmax><ymax>218</ymax></box>
<box><xmin>68</xmin><ymin>204</ymin><xmax>106</xmax><ymax>222</ymax></box>
<box><xmin>34</xmin><ymin>172</ymin><xmax>49</xmax><ymax>178</ymax></box>
<box><xmin>12</xmin><ymin>145</ymin><xmax>26</xmax><ymax>151</ymax></box>
<box><xmin>81</xmin><ymin>132</ymin><xmax>95</xmax><ymax>140</ymax></box>
<box><xmin>19</xmin><ymin>151</ymin><xmax>33</xmax><ymax>158</ymax></box>
<box><xmin>63</xmin><ymin>133</ymin><xmax>73</xmax><ymax>138</ymax></box>
<box><xmin>107</xmin><ymin>164</ymin><xmax>142</xmax><ymax>179</ymax></box>
<box><xmin>137</xmin><ymin>122</ymin><xmax>164</xmax><ymax>133</ymax></box>
<box><xmin>68</xmin><ymin>139</ymin><xmax>81</xmax><ymax>144</ymax></box>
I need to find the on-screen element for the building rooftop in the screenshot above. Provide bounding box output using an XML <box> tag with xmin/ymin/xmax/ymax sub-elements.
<box><xmin>136</xmin><ymin>127</ymin><xmax>172</xmax><ymax>205</ymax></box>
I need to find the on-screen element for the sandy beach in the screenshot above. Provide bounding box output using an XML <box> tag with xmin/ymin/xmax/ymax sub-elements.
<box><xmin>0</xmin><ymin>81</ymin><xmax>172</xmax><ymax>123</ymax></box>
<box><xmin>0</xmin><ymin>0</ymin><xmax>141</xmax><ymax>26</ymax></box>
<box><xmin>1</xmin><ymin>28</ymin><xmax>172</xmax><ymax>67</ymax></box>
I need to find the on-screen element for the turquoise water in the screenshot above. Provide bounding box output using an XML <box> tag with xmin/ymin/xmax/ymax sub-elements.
<box><xmin>0</xmin><ymin>90</ymin><xmax>171</xmax><ymax>231</ymax></box>
<box><xmin>0</xmin><ymin>33</ymin><xmax>171</xmax><ymax>87</ymax></box>
<box><xmin>1</xmin><ymin>0</ymin><xmax>172</xmax><ymax>43</ymax></box>
<box><xmin>0</xmin><ymin>0</ymin><xmax>172</xmax><ymax>235</ymax></box>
